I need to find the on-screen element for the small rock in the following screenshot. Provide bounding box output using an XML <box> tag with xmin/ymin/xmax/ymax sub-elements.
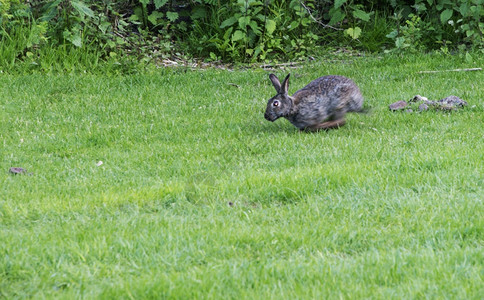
<box><xmin>405</xmin><ymin>109</ymin><xmax>413</xmax><ymax>113</ymax></box>
<box><xmin>389</xmin><ymin>100</ymin><xmax>408</xmax><ymax>111</ymax></box>
<box><xmin>9</xmin><ymin>167</ymin><xmax>27</xmax><ymax>175</ymax></box>
<box><xmin>438</xmin><ymin>95</ymin><xmax>467</xmax><ymax>107</ymax></box>
<box><xmin>418</xmin><ymin>103</ymin><xmax>429</xmax><ymax>111</ymax></box>
<box><xmin>410</xmin><ymin>95</ymin><xmax>428</xmax><ymax>102</ymax></box>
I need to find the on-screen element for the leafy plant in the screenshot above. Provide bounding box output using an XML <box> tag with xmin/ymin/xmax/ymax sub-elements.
<box><xmin>40</xmin><ymin>0</ymin><xmax>96</xmax><ymax>47</ymax></box>
<box><xmin>0</xmin><ymin>0</ymin><xmax>30</xmax><ymax>27</ymax></box>
<box><xmin>2</xmin><ymin>0</ymin><xmax>484</xmax><ymax>67</ymax></box>
<box><xmin>318</xmin><ymin>0</ymin><xmax>373</xmax><ymax>41</ymax></box>
<box><xmin>386</xmin><ymin>0</ymin><xmax>484</xmax><ymax>51</ymax></box>
<box><xmin>216</xmin><ymin>0</ymin><xmax>275</xmax><ymax>61</ymax></box>
<box><xmin>201</xmin><ymin>0</ymin><xmax>320</xmax><ymax>62</ymax></box>
<box><xmin>386</xmin><ymin>14</ymin><xmax>429</xmax><ymax>53</ymax></box>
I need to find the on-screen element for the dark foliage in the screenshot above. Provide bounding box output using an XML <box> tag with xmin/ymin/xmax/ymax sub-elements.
<box><xmin>1</xmin><ymin>0</ymin><xmax>482</xmax><ymax>63</ymax></box>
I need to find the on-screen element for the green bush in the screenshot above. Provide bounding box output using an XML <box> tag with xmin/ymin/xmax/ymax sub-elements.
<box><xmin>187</xmin><ymin>0</ymin><xmax>320</xmax><ymax>62</ymax></box>
<box><xmin>0</xmin><ymin>0</ymin><xmax>482</xmax><ymax>67</ymax></box>
<box><xmin>386</xmin><ymin>0</ymin><xmax>484</xmax><ymax>52</ymax></box>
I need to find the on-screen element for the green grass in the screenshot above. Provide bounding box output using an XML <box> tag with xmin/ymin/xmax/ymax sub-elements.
<box><xmin>1</xmin><ymin>53</ymin><xmax>483</xmax><ymax>299</ymax></box>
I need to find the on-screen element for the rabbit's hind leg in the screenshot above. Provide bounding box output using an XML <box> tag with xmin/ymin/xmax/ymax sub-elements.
<box><xmin>319</xmin><ymin>119</ymin><xmax>346</xmax><ymax>130</ymax></box>
<box><xmin>305</xmin><ymin>119</ymin><xmax>346</xmax><ymax>131</ymax></box>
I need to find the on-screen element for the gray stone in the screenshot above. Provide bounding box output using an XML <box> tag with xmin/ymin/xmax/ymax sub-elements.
<box><xmin>418</xmin><ymin>103</ymin><xmax>429</xmax><ymax>111</ymax></box>
<box><xmin>391</xmin><ymin>95</ymin><xmax>468</xmax><ymax>113</ymax></box>
<box><xmin>437</xmin><ymin>95</ymin><xmax>467</xmax><ymax>107</ymax></box>
<box><xmin>389</xmin><ymin>100</ymin><xmax>408</xmax><ymax>111</ymax></box>
<box><xmin>410</xmin><ymin>95</ymin><xmax>428</xmax><ymax>103</ymax></box>
<box><xmin>9</xmin><ymin>167</ymin><xmax>27</xmax><ymax>175</ymax></box>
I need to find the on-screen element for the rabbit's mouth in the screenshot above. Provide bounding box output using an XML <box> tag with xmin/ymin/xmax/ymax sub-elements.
<box><xmin>264</xmin><ymin>113</ymin><xmax>276</xmax><ymax>122</ymax></box>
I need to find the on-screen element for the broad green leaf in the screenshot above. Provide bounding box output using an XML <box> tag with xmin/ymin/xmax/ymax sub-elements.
<box><xmin>133</xmin><ymin>7</ymin><xmax>144</xmax><ymax>23</ymax></box>
<box><xmin>329</xmin><ymin>9</ymin><xmax>345</xmax><ymax>25</ymax></box>
<box><xmin>128</xmin><ymin>14</ymin><xmax>139</xmax><ymax>22</ymax></box>
<box><xmin>266</xmin><ymin>19</ymin><xmax>276</xmax><ymax>35</ymax></box>
<box><xmin>148</xmin><ymin>11</ymin><xmax>163</xmax><ymax>25</ymax></box>
<box><xmin>344</xmin><ymin>26</ymin><xmax>361</xmax><ymax>39</ymax></box>
<box><xmin>469</xmin><ymin>5</ymin><xmax>480</xmax><ymax>14</ymax></box>
<box><xmin>344</xmin><ymin>28</ymin><xmax>353</xmax><ymax>38</ymax></box>
<box><xmin>154</xmin><ymin>0</ymin><xmax>168</xmax><ymax>9</ymax></box>
<box><xmin>395</xmin><ymin>36</ymin><xmax>406</xmax><ymax>48</ymax></box>
<box><xmin>459</xmin><ymin>3</ymin><xmax>469</xmax><ymax>16</ymax></box>
<box><xmin>386</xmin><ymin>30</ymin><xmax>398</xmax><ymax>39</ymax></box>
<box><xmin>220</xmin><ymin>16</ymin><xmax>237</xmax><ymax>28</ymax></box>
<box><xmin>413</xmin><ymin>3</ymin><xmax>427</xmax><ymax>13</ymax></box>
<box><xmin>238</xmin><ymin>16</ymin><xmax>251</xmax><ymax>28</ymax></box>
<box><xmin>440</xmin><ymin>9</ymin><xmax>453</xmax><ymax>24</ymax></box>
<box><xmin>71</xmin><ymin>0</ymin><xmax>94</xmax><ymax>18</ymax></box>
<box><xmin>99</xmin><ymin>21</ymin><xmax>111</xmax><ymax>34</ymax></box>
<box><xmin>249</xmin><ymin>20</ymin><xmax>261</xmax><ymax>35</ymax></box>
<box><xmin>64</xmin><ymin>29</ymin><xmax>82</xmax><ymax>47</ymax></box>
<box><xmin>232</xmin><ymin>30</ymin><xmax>245</xmax><ymax>42</ymax></box>
<box><xmin>289</xmin><ymin>20</ymin><xmax>299</xmax><ymax>30</ymax></box>
<box><xmin>166</xmin><ymin>11</ymin><xmax>179</xmax><ymax>22</ymax></box>
<box><xmin>223</xmin><ymin>27</ymin><xmax>233</xmax><ymax>40</ymax></box>
<box><xmin>436</xmin><ymin>0</ymin><xmax>452</xmax><ymax>10</ymax></box>
<box><xmin>40</xmin><ymin>0</ymin><xmax>62</xmax><ymax>22</ymax></box>
<box><xmin>353</xmin><ymin>9</ymin><xmax>370</xmax><ymax>22</ymax></box>
<box><xmin>334</xmin><ymin>0</ymin><xmax>347</xmax><ymax>9</ymax></box>
<box><xmin>353</xmin><ymin>26</ymin><xmax>362</xmax><ymax>39</ymax></box>
<box><xmin>253</xmin><ymin>46</ymin><xmax>262</xmax><ymax>60</ymax></box>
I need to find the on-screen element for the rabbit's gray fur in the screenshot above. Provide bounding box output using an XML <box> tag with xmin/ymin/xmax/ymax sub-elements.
<box><xmin>264</xmin><ymin>73</ymin><xmax>364</xmax><ymax>131</ymax></box>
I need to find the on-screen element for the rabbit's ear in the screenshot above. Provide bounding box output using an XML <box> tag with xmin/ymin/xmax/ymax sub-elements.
<box><xmin>281</xmin><ymin>73</ymin><xmax>290</xmax><ymax>95</ymax></box>
<box><xmin>269</xmin><ymin>74</ymin><xmax>282</xmax><ymax>93</ymax></box>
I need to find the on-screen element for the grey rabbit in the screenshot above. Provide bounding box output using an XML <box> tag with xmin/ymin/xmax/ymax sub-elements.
<box><xmin>264</xmin><ymin>73</ymin><xmax>364</xmax><ymax>131</ymax></box>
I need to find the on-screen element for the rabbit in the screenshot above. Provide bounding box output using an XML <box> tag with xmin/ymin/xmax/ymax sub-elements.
<box><xmin>264</xmin><ymin>73</ymin><xmax>364</xmax><ymax>131</ymax></box>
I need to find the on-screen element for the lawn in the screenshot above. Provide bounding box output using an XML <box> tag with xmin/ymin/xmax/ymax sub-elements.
<box><xmin>1</xmin><ymin>53</ymin><xmax>483</xmax><ymax>299</ymax></box>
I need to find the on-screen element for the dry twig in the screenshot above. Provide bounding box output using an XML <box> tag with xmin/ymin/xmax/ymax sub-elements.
<box><xmin>260</xmin><ymin>62</ymin><xmax>303</xmax><ymax>70</ymax></box>
<box><xmin>417</xmin><ymin>68</ymin><xmax>482</xmax><ymax>74</ymax></box>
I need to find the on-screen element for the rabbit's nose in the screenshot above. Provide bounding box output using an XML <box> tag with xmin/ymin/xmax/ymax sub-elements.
<box><xmin>264</xmin><ymin>113</ymin><xmax>275</xmax><ymax>122</ymax></box>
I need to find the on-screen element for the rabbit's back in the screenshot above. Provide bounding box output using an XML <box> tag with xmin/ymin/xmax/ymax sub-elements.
<box><xmin>286</xmin><ymin>75</ymin><xmax>363</xmax><ymax>128</ymax></box>
<box><xmin>295</xmin><ymin>76</ymin><xmax>362</xmax><ymax>109</ymax></box>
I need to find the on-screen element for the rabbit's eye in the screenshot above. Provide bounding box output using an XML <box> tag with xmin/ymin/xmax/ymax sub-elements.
<box><xmin>273</xmin><ymin>100</ymin><xmax>280</xmax><ymax>107</ymax></box>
